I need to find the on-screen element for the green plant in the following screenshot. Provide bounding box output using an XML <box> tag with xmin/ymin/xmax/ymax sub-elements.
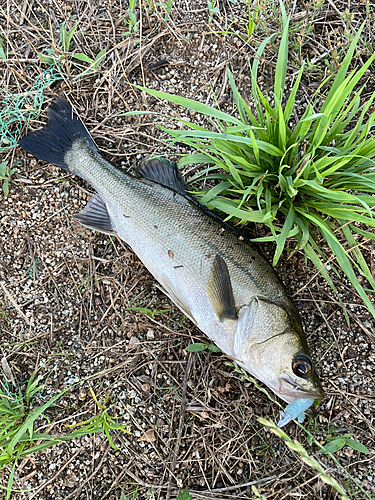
<box><xmin>229</xmin><ymin>362</ymin><xmax>372</xmax><ymax>499</ymax></box>
<box><xmin>244</xmin><ymin>0</ymin><xmax>259</xmax><ymax>39</ymax></box>
<box><xmin>318</xmin><ymin>433</ymin><xmax>370</xmax><ymax>455</ymax></box>
<box><xmin>260</xmin><ymin>418</ymin><xmax>351</xmax><ymax>500</ymax></box>
<box><xmin>121</xmin><ymin>487</ymin><xmax>139</xmax><ymax>500</ymax></box>
<box><xmin>136</xmin><ymin>2</ymin><xmax>375</xmax><ymax>320</ymax></box>
<box><xmin>185</xmin><ymin>342</ymin><xmax>221</xmax><ymax>352</ymax></box>
<box><xmin>71</xmin><ymin>50</ymin><xmax>107</xmax><ymax>71</ymax></box>
<box><xmin>176</xmin><ymin>488</ymin><xmax>192</xmax><ymax>500</ymax></box>
<box><xmin>60</xmin><ymin>20</ymin><xmax>77</xmax><ymax>52</ymax></box>
<box><xmin>124</xmin><ymin>0</ymin><xmax>139</xmax><ymax>35</ymax></box>
<box><xmin>125</xmin><ymin>304</ymin><xmax>172</xmax><ymax>319</ymax></box>
<box><xmin>0</xmin><ymin>371</ymin><xmax>64</xmax><ymax>498</ymax></box>
<box><xmin>0</xmin><ymin>34</ymin><xmax>7</xmax><ymax>60</ymax></box>
<box><xmin>155</xmin><ymin>0</ymin><xmax>174</xmax><ymax>20</ymax></box>
<box><xmin>207</xmin><ymin>0</ymin><xmax>219</xmax><ymax>23</ymax></box>
<box><xmin>38</xmin><ymin>20</ymin><xmax>106</xmax><ymax>73</ymax></box>
<box><xmin>65</xmin><ymin>388</ymin><xmax>130</xmax><ymax>449</ymax></box>
<box><xmin>252</xmin><ymin>486</ymin><xmax>267</xmax><ymax>500</ymax></box>
<box><xmin>0</xmin><ymin>161</ymin><xmax>16</xmax><ymax>195</ymax></box>
<box><xmin>144</xmin><ymin>0</ymin><xmax>153</xmax><ymax>13</ymax></box>
<box><xmin>38</xmin><ymin>20</ymin><xmax>77</xmax><ymax>65</ymax></box>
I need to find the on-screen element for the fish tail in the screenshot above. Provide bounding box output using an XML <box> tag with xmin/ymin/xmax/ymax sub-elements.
<box><xmin>18</xmin><ymin>97</ymin><xmax>97</xmax><ymax>170</ymax></box>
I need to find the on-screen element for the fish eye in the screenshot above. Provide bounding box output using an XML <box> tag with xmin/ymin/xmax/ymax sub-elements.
<box><xmin>292</xmin><ymin>354</ymin><xmax>312</xmax><ymax>378</ymax></box>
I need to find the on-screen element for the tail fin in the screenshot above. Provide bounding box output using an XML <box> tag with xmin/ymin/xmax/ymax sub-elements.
<box><xmin>18</xmin><ymin>98</ymin><xmax>97</xmax><ymax>170</ymax></box>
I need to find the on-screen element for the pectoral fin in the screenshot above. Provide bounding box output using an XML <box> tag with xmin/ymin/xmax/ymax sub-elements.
<box><xmin>73</xmin><ymin>194</ymin><xmax>114</xmax><ymax>234</ymax></box>
<box><xmin>207</xmin><ymin>255</ymin><xmax>237</xmax><ymax>322</ymax></box>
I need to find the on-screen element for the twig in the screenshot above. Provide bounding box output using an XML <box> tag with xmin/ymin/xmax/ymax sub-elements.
<box><xmin>309</xmin><ymin>290</ymin><xmax>346</xmax><ymax>365</ymax></box>
<box><xmin>208</xmin><ymin>474</ymin><xmax>278</xmax><ymax>493</ymax></box>
<box><xmin>26</xmin><ymin>228</ymin><xmax>39</xmax><ymax>280</ymax></box>
<box><xmin>0</xmin><ymin>281</ymin><xmax>31</xmax><ymax>325</ymax></box>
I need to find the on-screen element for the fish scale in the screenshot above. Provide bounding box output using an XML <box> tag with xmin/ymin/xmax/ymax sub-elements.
<box><xmin>18</xmin><ymin>97</ymin><xmax>325</xmax><ymax>426</ymax></box>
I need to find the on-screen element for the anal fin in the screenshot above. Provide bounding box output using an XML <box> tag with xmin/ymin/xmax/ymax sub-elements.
<box><xmin>73</xmin><ymin>193</ymin><xmax>114</xmax><ymax>234</ymax></box>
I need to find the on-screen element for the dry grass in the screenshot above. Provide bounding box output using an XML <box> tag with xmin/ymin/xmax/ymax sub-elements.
<box><xmin>1</xmin><ymin>1</ymin><xmax>375</xmax><ymax>499</ymax></box>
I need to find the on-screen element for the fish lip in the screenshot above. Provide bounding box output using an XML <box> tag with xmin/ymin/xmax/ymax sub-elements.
<box><xmin>279</xmin><ymin>374</ymin><xmax>325</xmax><ymax>400</ymax></box>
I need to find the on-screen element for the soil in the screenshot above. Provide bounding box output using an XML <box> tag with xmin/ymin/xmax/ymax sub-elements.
<box><xmin>1</xmin><ymin>1</ymin><xmax>375</xmax><ymax>499</ymax></box>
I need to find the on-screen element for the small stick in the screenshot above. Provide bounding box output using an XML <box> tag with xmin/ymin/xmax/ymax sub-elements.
<box><xmin>0</xmin><ymin>281</ymin><xmax>31</xmax><ymax>325</ymax></box>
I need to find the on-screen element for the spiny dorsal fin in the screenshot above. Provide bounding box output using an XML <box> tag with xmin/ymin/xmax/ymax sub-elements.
<box><xmin>135</xmin><ymin>157</ymin><xmax>187</xmax><ymax>195</ymax></box>
<box><xmin>73</xmin><ymin>193</ymin><xmax>113</xmax><ymax>234</ymax></box>
<box><xmin>207</xmin><ymin>254</ymin><xmax>237</xmax><ymax>322</ymax></box>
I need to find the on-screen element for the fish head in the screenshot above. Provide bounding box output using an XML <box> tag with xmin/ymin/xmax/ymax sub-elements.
<box><xmin>234</xmin><ymin>297</ymin><xmax>324</xmax><ymax>403</ymax></box>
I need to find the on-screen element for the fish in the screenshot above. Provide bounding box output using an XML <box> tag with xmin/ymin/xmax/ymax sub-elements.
<box><xmin>18</xmin><ymin>97</ymin><xmax>325</xmax><ymax>426</ymax></box>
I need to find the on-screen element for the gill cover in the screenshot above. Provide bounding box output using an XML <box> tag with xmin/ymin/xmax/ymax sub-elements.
<box><xmin>233</xmin><ymin>297</ymin><xmax>293</xmax><ymax>359</ymax></box>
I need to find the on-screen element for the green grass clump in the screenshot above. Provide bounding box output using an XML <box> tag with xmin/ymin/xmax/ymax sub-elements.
<box><xmin>0</xmin><ymin>368</ymin><xmax>129</xmax><ymax>499</ymax></box>
<box><xmin>137</xmin><ymin>1</ymin><xmax>375</xmax><ymax>319</ymax></box>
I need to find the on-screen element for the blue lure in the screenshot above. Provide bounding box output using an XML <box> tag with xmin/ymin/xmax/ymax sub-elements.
<box><xmin>277</xmin><ymin>398</ymin><xmax>315</xmax><ymax>427</ymax></box>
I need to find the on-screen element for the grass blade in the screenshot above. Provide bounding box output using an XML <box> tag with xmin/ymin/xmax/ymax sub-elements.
<box><xmin>272</xmin><ymin>203</ymin><xmax>295</xmax><ymax>265</ymax></box>
<box><xmin>341</xmin><ymin>223</ymin><xmax>375</xmax><ymax>289</ymax></box>
<box><xmin>134</xmin><ymin>85</ymin><xmax>243</xmax><ymax>126</ymax></box>
<box><xmin>259</xmin><ymin>418</ymin><xmax>351</xmax><ymax>500</ymax></box>
<box><xmin>165</xmin><ymin>129</ymin><xmax>284</xmax><ymax>156</ymax></box>
<box><xmin>318</xmin><ymin>25</ymin><xmax>364</xmax><ymax>114</ymax></box>
<box><xmin>299</xmin><ymin>211</ymin><xmax>375</xmax><ymax>317</ymax></box>
<box><xmin>274</xmin><ymin>1</ymin><xmax>289</xmax><ymax>102</ymax></box>
<box><xmin>284</xmin><ymin>64</ymin><xmax>304</xmax><ymax>122</ymax></box>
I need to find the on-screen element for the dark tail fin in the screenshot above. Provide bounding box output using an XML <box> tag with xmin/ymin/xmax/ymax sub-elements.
<box><xmin>18</xmin><ymin>98</ymin><xmax>97</xmax><ymax>170</ymax></box>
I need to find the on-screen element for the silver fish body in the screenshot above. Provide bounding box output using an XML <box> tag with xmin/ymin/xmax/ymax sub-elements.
<box><xmin>18</xmin><ymin>98</ymin><xmax>324</xmax><ymax>421</ymax></box>
<box><xmin>67</xmin><ymin>140</ymin><xmax>293</xmax><ymax>354</ymax></box>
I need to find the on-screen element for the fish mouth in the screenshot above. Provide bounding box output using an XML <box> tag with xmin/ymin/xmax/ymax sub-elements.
<box><xmin>279</xmin><ymin>374</ymin><xmax>325</xmax><ymax>400</ymax></box>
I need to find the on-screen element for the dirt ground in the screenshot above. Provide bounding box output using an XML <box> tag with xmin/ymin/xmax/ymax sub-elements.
<box><xmin>1</xmin><ymin>1</ymin><xmax>375</xmax><ymax>499</ymax></box>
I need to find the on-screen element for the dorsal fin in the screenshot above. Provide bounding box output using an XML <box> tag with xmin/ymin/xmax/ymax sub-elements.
<box><xmin>135</xmin><ymin>157</ymin><xmax>187</xmax><ymax>195</ymax></box>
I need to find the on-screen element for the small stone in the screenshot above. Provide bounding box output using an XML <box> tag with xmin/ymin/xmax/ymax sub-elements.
<box><xmin>129</xmin><ymin>336</ymin><xmax>138</xmax><ymax>347</ymax></box>
<box><xmin>139</xmin><ymin>429</ymin><xmax>156</xmax><ymax>442</ymax></box>
<box><xmin>78</xmin><ymin>389</ymin><xmax>87</xmax><ymax>401</ymax></box>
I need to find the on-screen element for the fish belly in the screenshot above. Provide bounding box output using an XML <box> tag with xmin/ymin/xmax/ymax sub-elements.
<box><xmin>105</xmin><ymin>199</ymin><xmax>238</xmax><ymax>355</ymax></box>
